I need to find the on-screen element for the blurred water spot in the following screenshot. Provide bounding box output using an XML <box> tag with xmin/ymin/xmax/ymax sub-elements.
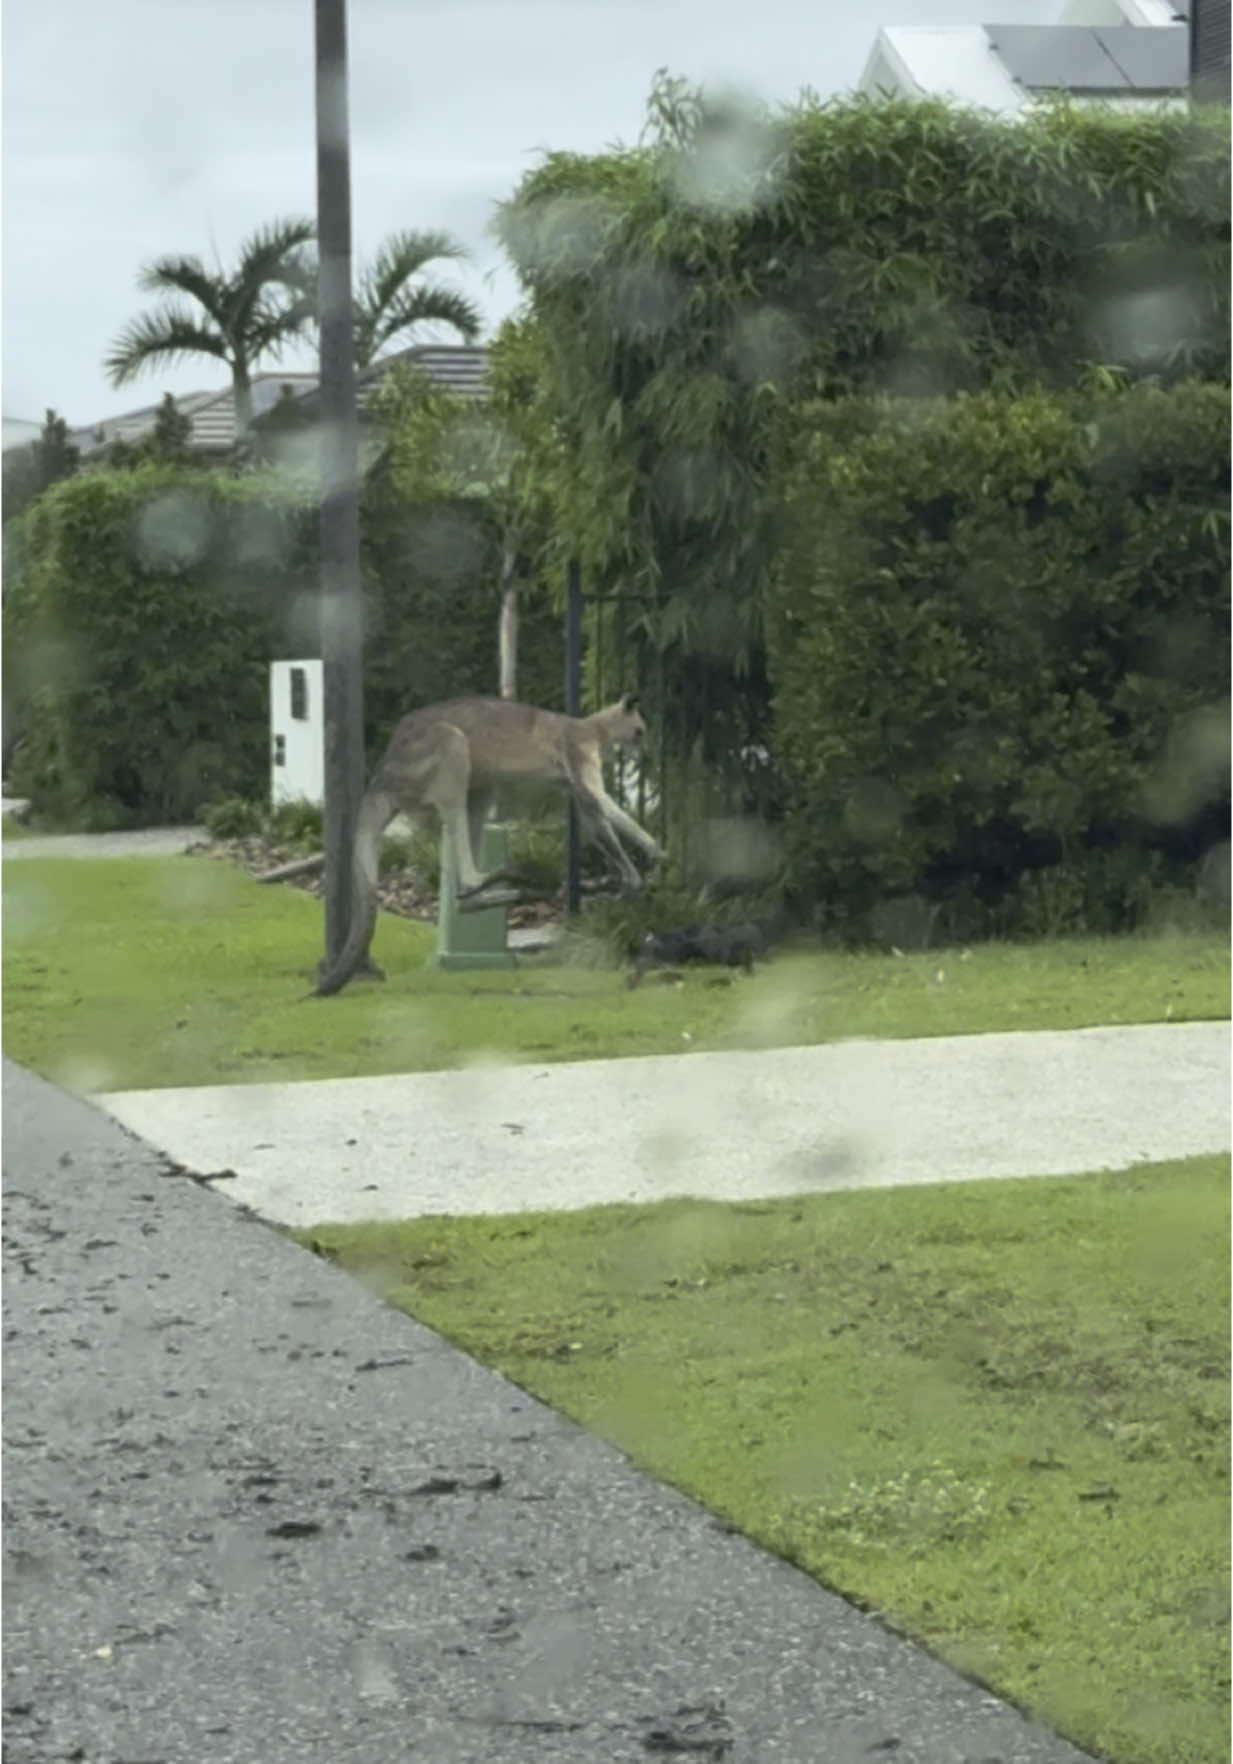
<box><xmin>728</xmin><ymin>305</ymin><xmax>805</xmax><ymax>387</ymax></box>
<box><xmin>3</xmin><ymin>886</ymin><xmax>49</xmax><ymax>942</ymax></box>
<box><xmin>639</xmin><ymin>1124</ymin><xmax>692</xmax><ymax>1175</ymax></box>
<box><xmin>844</xmin><ymin>778</ymin><xmax>903</xmax><ymax>847</ymax></box>
<box><xmin>316</xmin><ymin>66</ymin><xmax>349</xmax><ymax>153</ymax></box>
<box><xmin>284</xmin><ymin>590</ymin><xmax>326</xmax><ymax>653</ymax></box>
<box><xmin>734</xmin><ymin>963</ymin><xmax>812</xmax><ymax>1044</ymax></box>
<box><xmin>668</xmin><ymin>91</ymin><xmax>778</xmax><ymax>214</ymax></box>
<box><xmin>155</xmin><ymin>862</ymin><xmax>233</xmax><ymax>918</ymax></box>
<box><xmin>505</xmin><ymin>193</ymin><xmax>620</xmax><ymax>282</ymax></box>
<box><xmin>349</xmin><ymin>1634</ymin><xmax>399</xmax><ymax>1704</ymax></box>
<box><xmin>55</xmin><ymin>1055</ymin><xmax>115</xmax><ymax>1096</ymax></box>
<box><xmin>136</xmin><ymin>490</ymin><xmax>212</xmax><ymax>572</ymax></box>
<box><xmin>1141</xmin><ymin>700</ymin><xmax>1231</xmax><ymax>826</ymax></box>
<box><xmin>870</xmin><ymin>895</ymin><xmax>939</xmax><ymax>952</ymax></box>
<box><xmin>611</xmin><ymin>262</ymin><xmax>682</xmax><ymax>338</ymax></box>
<box><xmin>775</xmin><ymin>1138</ymin><xmax>867</xmax><ymax>1191</ymax></box>
<box><xmin>1089</xmin><ymin>282</ymin><xmax>1202</xmax><ymax>369</ymax></box>
<box><xmin>319</xmin><ymin>591</ymin><xmax>366</xmax><ymax>652</ymax></box>
<box><xmin>693</xmin><ymin>815</ymin><xmax>780</xmax><ymax>885</ymax></box>
<box><xmin>231</xmin><ymin>501</ymin><xmax>294</xmax><ymax>570</ymax></box>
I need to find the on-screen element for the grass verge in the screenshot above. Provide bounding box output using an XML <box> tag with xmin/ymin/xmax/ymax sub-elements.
<box><xmin>299</xmin><ymin>1156</ymin><xmax>1232</xmax><ymax>1764</ymax></box>
<box><xmin>2</xmin><ymin>856</ymin><xmax>1228</xmax><ymax>1091</ymax></box>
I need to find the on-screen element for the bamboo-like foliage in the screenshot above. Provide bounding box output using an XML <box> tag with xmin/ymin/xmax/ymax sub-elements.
<box><xmin>494</xmin><ymin>81</ymin><xmax>1230</xmax><ymax>668</ymax></box>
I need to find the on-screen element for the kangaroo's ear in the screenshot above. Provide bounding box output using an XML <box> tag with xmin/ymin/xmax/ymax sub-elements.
<box><xmin>621</xmin><ymin>693</ymin><xmax>639</xmax><ymax>713</ymax></box>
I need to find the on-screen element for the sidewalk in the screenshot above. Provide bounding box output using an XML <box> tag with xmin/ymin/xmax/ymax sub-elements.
<box><xmin>3</xmin><ymin>1055</ymin><xmax>1097</xmax><ymax>1764</ymax></box>
<box><xmin>100</xmin><ymin>1020</ymin><xmax>1231</xmax><ymax>1229</ymax></box>
<box><xmin>1</xmin><ymin>822</ymin><xmax>205</xmax><ymax>859</ymax></box>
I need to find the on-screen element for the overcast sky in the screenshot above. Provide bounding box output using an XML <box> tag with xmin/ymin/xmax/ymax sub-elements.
<box><xmin>3</xmin><ymin>0</ymin><xmax>1054</xmax><ymax>428</ymax></box>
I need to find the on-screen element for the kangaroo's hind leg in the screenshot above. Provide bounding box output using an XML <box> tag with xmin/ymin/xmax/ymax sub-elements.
<box><xmin>417</xmin><ymin>722</ymin><xmax>510</xmax><ymax>900</ymax></box>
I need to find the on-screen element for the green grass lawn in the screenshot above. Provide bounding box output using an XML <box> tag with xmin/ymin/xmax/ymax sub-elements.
<box><xmin>2</xmin><ymin>855</ymin><xmax>1228</xmax><ymax>1091</ymax></box>
<box><xmin>300</xmin><ymin>1155</ymin><xmax>1232</xmax><ymax>1764</ymax></box>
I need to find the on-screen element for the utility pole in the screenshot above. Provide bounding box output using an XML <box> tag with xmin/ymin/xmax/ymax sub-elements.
<box><xmin>563</xmin><ymin>559</ymin><xmax>583</xmax><ymax>915</ymax></box>
<box><xmin>315</xmin><ymin>0</ymin><xmax>365</xmax><ymax>968</ymax></box>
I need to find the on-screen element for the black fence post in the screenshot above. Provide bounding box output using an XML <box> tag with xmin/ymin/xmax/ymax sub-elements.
<box><xmin>564</xmin><ymin>559</ymin><xmax>583</xmax><ymax>916</ymax></box>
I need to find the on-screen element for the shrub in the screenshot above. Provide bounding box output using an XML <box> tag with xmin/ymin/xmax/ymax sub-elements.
<box><xmin>265</xmin><ymin>797</ymin><xmax>324</xmax><ymax>848</ymax></box>
<box><xmin>769</xmin><ymin>381</ymin><xmax>1231</xmax><ymax>941</ymax></box>
<box><xmin>203</xmin><ymin>796</ymin><xmax>264</xmax><ymax>840</ymax></box>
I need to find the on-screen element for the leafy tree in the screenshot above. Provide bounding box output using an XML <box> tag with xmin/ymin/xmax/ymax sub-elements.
<box><xmin>2</xmin><ymin>409</ymin><xmax>80</xmax><ymax>524</ymax></box>
<box><xmin>104</xmin><ymin>218</ymin><xmax>316</xmax><ymax>438</ymax></box>
<box><xmin>148</xmin><ymin>391</ymin><xmax>194</xmax><ymax>462</ymax></box>
<box><xmin>377</xmin><ymin>315</ymin><xmax>559</xmax><ymax>698</ymax></box>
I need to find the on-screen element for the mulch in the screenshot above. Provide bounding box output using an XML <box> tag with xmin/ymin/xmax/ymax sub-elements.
<box><xmin>183</xmin><ymin>832</ymin><xmax>569</xmax><ymax>932</ymax></box>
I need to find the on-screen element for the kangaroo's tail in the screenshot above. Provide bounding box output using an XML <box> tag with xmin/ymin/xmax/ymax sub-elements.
<box><xmin>314</xmin><ymin>788</ymin><xmax>396</xmax><ymax>997</ymax></box>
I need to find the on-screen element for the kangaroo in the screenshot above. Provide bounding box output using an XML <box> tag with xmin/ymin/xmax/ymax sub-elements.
<box><xmin>315</xmin><ymin>694</ymin><xmax>664</xmax><ymax>996</ymax></box>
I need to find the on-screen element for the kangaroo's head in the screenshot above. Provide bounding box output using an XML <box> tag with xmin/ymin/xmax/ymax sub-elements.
<box><xmin>608</xmin><ymin>693</ymin><xmax>648</xmax><ymax>752</ymax></box>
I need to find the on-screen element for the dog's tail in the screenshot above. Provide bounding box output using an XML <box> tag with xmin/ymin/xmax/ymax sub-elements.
<box><xmin>314</xmin><ymin>788</ymin><xmax>396</xmax><ymax>997</ymax></box>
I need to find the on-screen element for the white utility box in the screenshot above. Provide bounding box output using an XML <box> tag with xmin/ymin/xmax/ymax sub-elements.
<box><xmin>269</xmin><ymin>659</ymin><xmax>324</xmax><ymax>806</ymax></box>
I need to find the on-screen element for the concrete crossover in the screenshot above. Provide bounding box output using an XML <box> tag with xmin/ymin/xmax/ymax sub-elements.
<box><xmin>100</xmin><ymin>1020</ymin><xmax>1231</xmax><ymax>1230</ymax></box>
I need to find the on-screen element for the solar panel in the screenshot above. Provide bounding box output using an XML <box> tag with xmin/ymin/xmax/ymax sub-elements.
<box><xmin>985</xmin><ymin>25</ymin><xmax>1131</xmax><ymax>89</ymax></box>
<box><xmin>1095</xmin><ymin>24</ymin><xmax>1190</xmax><ymax>86</ymax></box>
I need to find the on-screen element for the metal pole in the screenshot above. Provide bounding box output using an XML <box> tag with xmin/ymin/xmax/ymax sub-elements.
<box><xmin>315</xmin><ymin>0</ymin><xmax>365</xmax><ymax>968</ymax></box>
<box><xmin>564</xmin><ymin>559</ymin><xmax>583</xmax><ymax>916</ymax></box>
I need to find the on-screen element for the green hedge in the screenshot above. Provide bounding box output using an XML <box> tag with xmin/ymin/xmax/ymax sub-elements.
<box><xmin>4</xmin><ymin>466</ymin><xmax>310</xmax><ymax>827</ymax></box>
<box><xmin>494</xmin><ymin>90</ymin><xmax>1229</xmax><ymax>800</ymax></box>
<box><xmin>4</xmin><ymin>460</ymin><xmax>563</xmax><ymax>828</ymax></box>
<box><xmin>769</xmin><ymin>381</ymin><xmax>1230</xmax><ymax>941</ymax></box>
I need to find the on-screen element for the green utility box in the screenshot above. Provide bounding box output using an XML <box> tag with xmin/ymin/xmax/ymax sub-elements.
<box><xmin>436</xmin><ymin>820</ymin><xmax>517</xmax><ymax>971</ymax></box>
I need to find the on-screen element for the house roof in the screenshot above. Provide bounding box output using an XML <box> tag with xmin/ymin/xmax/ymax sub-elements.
<box><xmin>3</xmin><ymin>417</ymin><xmax>45</xmax><ymax>453</ymax></box>
<box><xmin>859</xmin><ymin>0</ymin><xmax>1192</xmax><ymax>109</ymax></box>
<box><xmin>985</xmin><ymin>22</ymin><xmax>1189</xmax><ymax>88</ymax></box>
<box><xmin>280</xmin><ymin>343</ymin><xmax>491</xmax><ymax>427</ymax></box>
<box><xmin>76</xmin><ymin>345</ymin><xmax>490</xmax><ymax>460</ymax></box>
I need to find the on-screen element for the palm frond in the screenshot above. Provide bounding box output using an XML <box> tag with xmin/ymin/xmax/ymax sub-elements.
<box><xmin>235</xmin><ymin>217</ymin><xmax>318</xmax><ymax>288</ymax></box>
<box><xmin>359</xmin><ymin>228</ymin><xmax>470</xmax><ymax>320</ymax></box>
<box><xmin>366</xmin><ymin>283</ymin><xmax>483</xmax><ymax>363</ymax></box>
<box><xmin>137</xmin><ymin>255</ymin><xmax>228</xmax><ymax>323</ymax></box>
<box><xmin>246</xmin><ymin>300</ymin><xmax>317</xmax><ymax>363</ymax></box>
<box><xmin>104</xmin><ymin>307</ymin><xmax>228</xmax><ymax>387</ymax></box>
<box><xmin>227</xmin><ymin>217</ymin><xmax>318</xmax><ymax>338</ymax></box>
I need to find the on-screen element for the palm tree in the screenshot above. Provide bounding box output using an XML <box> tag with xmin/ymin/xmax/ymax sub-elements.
<box><xmin>351</xmin><ymin>229</ymin><xmax>482</xmax><ymax>370</ymax></box>
<box><xmin>104</xmin><ymin>218</ymin><xmax>316</xmax><ymax>438</ymax></box>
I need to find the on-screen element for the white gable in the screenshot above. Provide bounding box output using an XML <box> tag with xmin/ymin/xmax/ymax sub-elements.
<box><xmin>859</xmin><ymin>25</ymin><xmax>1026</xmax><ymax>112</ymax></box>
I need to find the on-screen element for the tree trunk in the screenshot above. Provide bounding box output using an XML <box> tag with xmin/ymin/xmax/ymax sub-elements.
<box><xmin>232</xmin><ymin>365</ymin><xmax>254</xmax><ymax>439</ymax></box>
<box><xmin>498</xmin><ymin>528</ymin><xmax>520</xmax><ymax>701</ymax></box>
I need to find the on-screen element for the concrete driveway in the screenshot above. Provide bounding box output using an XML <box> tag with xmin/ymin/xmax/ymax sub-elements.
<box><xmin>100</xmin><ymin>1020</ymin><xmax>1231</xmax><ymax>1230</ymax></box>
<box><xmin>4</xmin><ymin>1056</ymin><xmax>1100</xmax><ymax>1764</ymax></box>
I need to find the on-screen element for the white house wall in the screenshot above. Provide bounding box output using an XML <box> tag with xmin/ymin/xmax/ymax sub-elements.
<box><xmin>860</xmin><ymin>26</ymin><xmax>1027</xmax><ymax>111</ymax></box>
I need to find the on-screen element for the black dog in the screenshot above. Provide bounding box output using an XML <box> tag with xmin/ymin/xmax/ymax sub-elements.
<box><xmin>627</xmin><ymin>916</ymin><xmax>781</xmax><ymax>986</ymax></box>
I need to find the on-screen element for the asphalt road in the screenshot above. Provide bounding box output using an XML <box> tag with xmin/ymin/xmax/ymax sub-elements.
<box><xmin>2</xmin><ymin>1056</ymin><xmax>1097</xmax><ymax>1764</ymax></box>
<box><xmin>101</xmin><ymin>1021</ymin><xmax>1232</xmax><ymax>1228</ymax></box>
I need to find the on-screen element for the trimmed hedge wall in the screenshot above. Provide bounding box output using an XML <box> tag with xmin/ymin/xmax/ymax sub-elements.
<box><xmin>4</xmin><ymin>460</ymin><xmax>562</xmax><ymax>828</ymax></box>
<box><xmin>769</xmin><ymin>381</ymin><xmax>1231</xmax><ymax>940</ymax></box>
